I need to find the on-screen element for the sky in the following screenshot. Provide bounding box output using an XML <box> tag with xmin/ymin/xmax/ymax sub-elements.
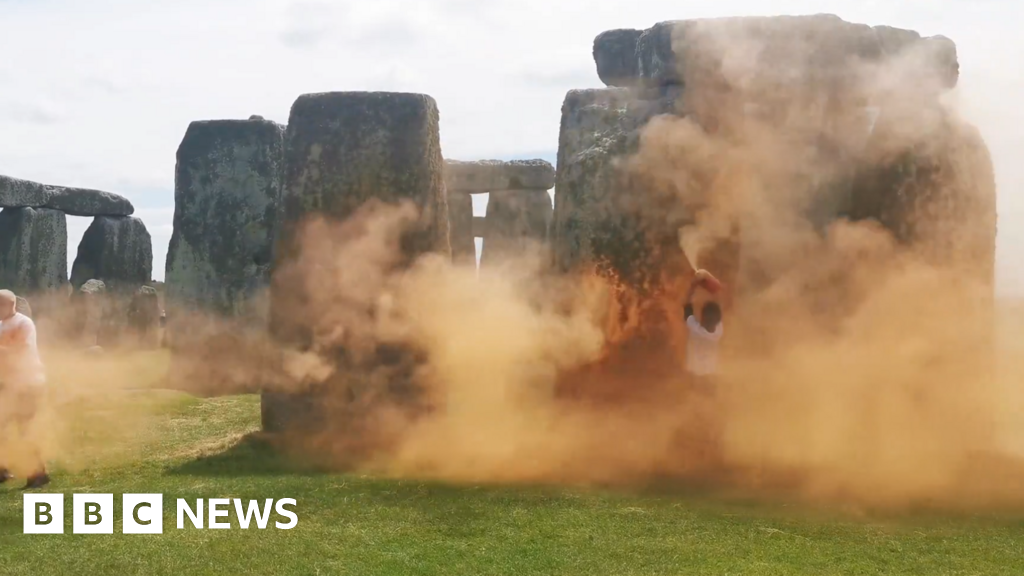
<box><xmin>0</xmin><ymin>0</ymin><xmax>1021</xmax><ymax>292</ymax></box>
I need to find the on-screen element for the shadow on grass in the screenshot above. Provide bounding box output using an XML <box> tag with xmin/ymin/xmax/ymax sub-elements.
<box><xmin>166</xmin><ymin>433</ymin><xmax>332</xmax><ymax>477</ymax></box>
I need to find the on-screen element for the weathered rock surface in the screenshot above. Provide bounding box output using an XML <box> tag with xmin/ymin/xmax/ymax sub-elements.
<box><xmin>276</xmin><ymin>91</ymin><xmax>449</xmax><ymax>262</ymax></box>
<box><xmin>447</xmin><ymin>190</ymin><xmax>476</xmax><ymax>265</ymax></box>
<box><xmin>551</xmin><ymin>88</ymin><xmax>680</xmax><ymax>280</ymax></box>
<box><xmin>44</xmin><ymin>186</ymin><xmax>134</xmax><ymax>217</ymax></box>
<box><xmin>0</xmin><ymin>207</ymin><xmax>68</xmax><ymax>293</ymax></box>
<box><xmin>594</xmin><ymin>29</ymin><xmax>642</xmax><ymax>87</ymax></box>
<box><xmin>70</xmin><ymin>216</ymin><xmax>153</xmax><ymax>291</ymax></box>
<box><xmin>66</xmin><ymin>278</ymin><xmax>159</xmax><ymax>349</ymax></box>
<box><xmin>79</xmin><ymin>278</ymin><xmax>107</xmax><ymax>295</ymax></box>
<box><xmin>444</xmin><ymin>159</ymin><xmax>555</xmax><ymax>193</ymax></box>
<box><xmin>0</xmin><ymin>174</ymin><xmax>134</xmax><ymax>216</ymax></box>
<box><xmin>593</xmin><ymin>15</ymin><xmax>960</xmax><ymax>91</ymax></box>
<box><xmin>551</xmin><ymin>87</ymin><xmax>696</xmax><ymax>404</ymax></box>
<box><xmin>70</xmin><ymin>279</ymin><xmax>107</xmax><ymax>347</ymax></box>
<box><xmin>479</xmin><ymin>190</ymin><xmax>552</xmax><ymax>267</ymax></box>
<box><xmin>266</xmin><ymin>91</ymin><xmax>449</xmax><ymax>435</ymax></box>
<box><xmin>0</xmin><ymin>175</ymin><xmax>50</xmax><ymax>208</ymax></box>
<box><xmin>127</xmin><ymin>285</ymin><xmax>161</xmax><ymax>347</ymax></box>
<box><xmin>166</xmin><ymin>118</ymin><xmax>284</xmax><ymax>318</ymax></box>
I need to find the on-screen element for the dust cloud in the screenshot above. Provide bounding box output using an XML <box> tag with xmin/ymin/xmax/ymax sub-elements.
<box><xmin>342</xmin><ymin>19</ymin><xmax>1016</xmax><ymax>508</ymax></box>
<box><xmin>7</xmin><ymin>18</ymin><xmax>1022</xmax><ymax>512</ymax></box>
<box><xmin>0</xmin><ymin>338</ymin><xmax>183</xmax><ymax>476</ymax></box>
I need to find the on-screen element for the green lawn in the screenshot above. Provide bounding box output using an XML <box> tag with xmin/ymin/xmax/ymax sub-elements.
<box><xmin>1</xmin><ymin>361</ymin><xmax>1024</xmax><ymax>574</ymax></box>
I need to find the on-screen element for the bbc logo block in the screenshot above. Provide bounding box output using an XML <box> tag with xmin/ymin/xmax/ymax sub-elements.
<box><xmin>24</xmin><ymin>494</ymin><xmax>64</xmax><ymax>534</ymax></box>
<box><xmin>123</xmin><ymin>494</ymin><xmax>163</xmax><ymax>534</ymax></box>
<box><xmin>72</xmin><ymin>494</ymin><xmax>114</xmax><ymax>534</ymax></box>
<box><xmin>23</xmin><ymin>494</ymin><xmax>297</xmax><ymax>534</ymax></box>
<box><xmin>24</xmin><ymin>494</ymin><xmax>164</xmax><ymax>535</ymax></box>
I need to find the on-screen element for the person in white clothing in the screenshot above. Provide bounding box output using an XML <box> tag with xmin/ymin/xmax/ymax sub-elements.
<box><xmin>681</xmin><ymin>270</ymin><xmax>725</xmax><ymax>467</ymax></box>
<box><xmin>683</xmin><ymin>269</ymin><xmax>723</xmax><ymax>395</ymax></box>
<box><xmin>0</xmin><ymin>289</ymin><xmax>50</xmax><ymax>489</ymax></box>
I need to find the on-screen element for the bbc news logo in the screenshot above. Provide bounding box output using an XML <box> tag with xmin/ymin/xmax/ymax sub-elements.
<box><xmin>24</xmin><ymin>494</ymin><xmax>298</xmax><ymax>534</ymax></box>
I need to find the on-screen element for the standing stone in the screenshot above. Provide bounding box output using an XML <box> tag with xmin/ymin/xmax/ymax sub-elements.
<box><xmin>0</xmin><ymin>207</ymin><xmax>68</xmax><ymax>294</ymax></box>
<box><xmin>479</xmin><ymin>190</ymin><xmax>552</xmax><ymax>267</ymax></box>
<box><xmin>166</xmin><ymin>118</ymin><xmax>284</xmax><ymax>318</ymax></box>
<box><xmin>276</xmin><ymin>92</ymin><xmax>449</xmax><ymax>262</ymax></box>
<box><xmin>71</xmin><ymin>279</ymin><xmax>107</xmax><ymax>347</ymax></box>
<box><xmin>551</xmin><ymin>88</ymin><xmax>680</xmax><ymax>282</ymax></box>
<box><xmin>127</xmin><ymin>285</ymin><xmax>161</xmax><ymax>348</ymax></box>
<box><xmin>265</xmin><ymin>91</ymin><xmax>449</xmax><ymax>435</ymax></box>
<box><xmin>70</xmin><ymin>216</ymin><xmax>153</xmax><ymax>292</ymax></box>
<box><xmin>550</xmin><ymin>88</ymin><xmax>698</xmax><ymax>403</ymax></box>
<box><xmin>447</xmin><ymin>189</ymin><xmax>476</xmax><ymax>265</ymax></box>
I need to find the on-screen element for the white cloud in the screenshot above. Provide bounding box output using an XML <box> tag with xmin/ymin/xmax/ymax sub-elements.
<box><xmin>0</xmin><ymin>100</ymin><xmax>65</xmax><ymax>125</ymax></box>
<box><xmin>0</xmin><ymin>0</ymin><xmax>1021</xmax><ymax>290</ymax></box>
<box><xmin>279</xmin><ymin>1</ymin><xmax>346</xmax><ymax>49</ymax></box>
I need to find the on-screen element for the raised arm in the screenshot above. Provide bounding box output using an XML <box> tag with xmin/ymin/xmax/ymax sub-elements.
<box><xmin>684</xmin><ymin>270</ymin><xmax>708</xmax><ymax>320</ymax></box>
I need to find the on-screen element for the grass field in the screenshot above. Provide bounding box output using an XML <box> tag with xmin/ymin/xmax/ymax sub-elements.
<box><xmin>1</xmin><ymin>359</ymin><xmax>1024</xmax><ymax>574</ymax></box>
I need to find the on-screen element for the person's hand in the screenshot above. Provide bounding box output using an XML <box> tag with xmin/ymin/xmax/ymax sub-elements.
<box><xmin>694</xmin><ymin>269</ymin><xmax>710</xmax><ymax>282</ymax></box>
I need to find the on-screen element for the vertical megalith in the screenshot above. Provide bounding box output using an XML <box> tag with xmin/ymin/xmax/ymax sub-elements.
<box><xmin>562</xmin><ymin>15</ymin><xmax>966</xmax><ymax>288</ymax></box>
<box><xmin>0</xmin><ymin>207</ymin><xmax>68</xmax><ymax>294</ymax></box>
<box><xmin>70</xmin><ymin>218</ymin><xmax>152</xmax><ymax>347</ymax></box>
<box><xmin>276</xmin><ymin>92</ymin><xmax>449</xmax><ymax>260</ymax></box>
<box><xmin>164</xmin><ymin>117</ymin><xmax>284</xmax><ymax>392</ymax></box>
<box><xmin>551</xmin><ymin>88</ymin><xmax>679</xmax><ymax>281</ymax></box>
<box><xmin>480</xmin><ymin>190</ymin><xmax>552</xmax><ymax>267</ymax></box>
<box><xmin>265</xmin><ymin>91</ymin><xmax>449</xmax><ymax>435</ymax></box>
<box><xmin>554</xmin><ymin>15</ymin><xmax>973</xmax><ymax>405</ymax></box>
<box><xmin>127</xmin><ymin>285</ymin><xmax>161</xmax><ymax>348</ymax></box>
<box><xmin>70</xmin><ymin>279</ymin><xmax>107</xmax><ymax>347</ymax></box>
<box><xmin>70</xmin><ymin>216</ymin><xmax>153</xmax><ymax>292</ymax></box>
<box><xmin>549</xmin><ymin>88</ymin><xmax>696</xmax><ymax>402</ymax></box>
<box><xmin>166</xmin><ymin>118</ymin><xmax>284</xmax><ymax>318</ymax></box>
